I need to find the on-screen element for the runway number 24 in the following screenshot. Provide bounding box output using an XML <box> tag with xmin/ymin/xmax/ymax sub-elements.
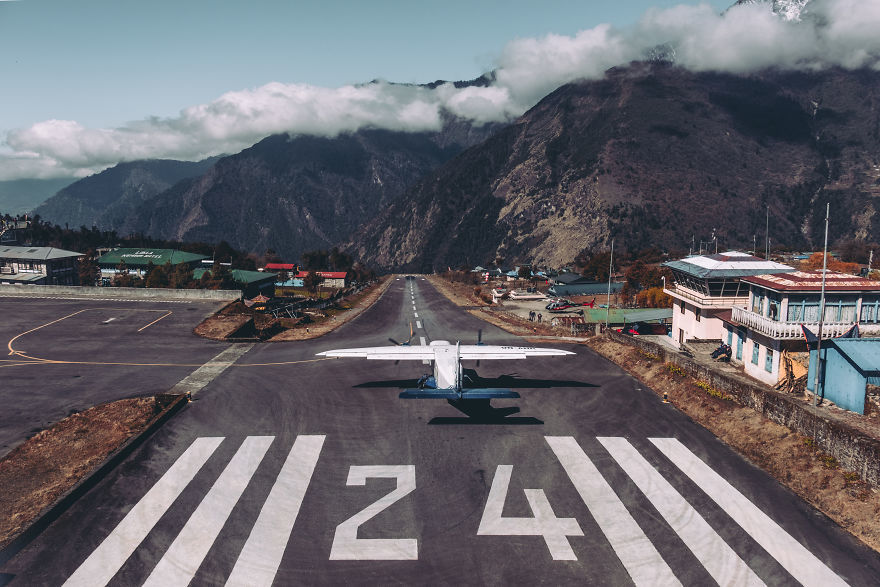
<box><xmin>328</xmin><ymin>463</ymin><xmax>581</xmax><ymax>561</ymax></box>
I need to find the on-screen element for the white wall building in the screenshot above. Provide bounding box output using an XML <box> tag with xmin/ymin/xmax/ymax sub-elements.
<box><xmin>662</xmin><ymin>251</ymin><xmax>794</xmax><ymax>348</ymax></box>
<box><xmin>0</xmin><ymin>246</ymin><xmax>83</xmax><ymax>285</ymax></box>
<box><xmin>722</xmin><ymin>270</ymin><xmax>880</xmax><ymax>386</ymax></box>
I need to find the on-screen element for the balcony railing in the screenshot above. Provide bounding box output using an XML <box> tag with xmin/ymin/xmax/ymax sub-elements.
<box><xmin>663</xmin><ymin>286</ymin><xmax>747</xmax><ymax>308</ymax></box>
<box><xmin>730</xmin><ymin>306</ymin><xmax>880</xmax><ymax>339</ymax></box>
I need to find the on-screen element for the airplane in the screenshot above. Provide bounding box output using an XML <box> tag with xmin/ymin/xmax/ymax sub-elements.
<box><xmin>316</xmin><ymin>340</ymin><xmax>574</xmax><ymax>400</ymax></box>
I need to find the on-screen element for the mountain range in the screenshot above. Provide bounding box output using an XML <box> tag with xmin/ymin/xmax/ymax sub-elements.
<box><xmin>348</xmin><ymin>64</ymin><xmax>880</xmax><ymax>270</ymax></box>
<box><xmin>25</xmin><ymin>62</ymin><xmax>880</xmax><ymax>271</ymax></box>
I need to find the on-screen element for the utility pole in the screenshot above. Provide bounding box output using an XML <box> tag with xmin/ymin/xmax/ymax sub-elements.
<box><xmin>605</xmin><ymin>239</ymin><xmax>614</xmax><ymax>331</ymax></box>
<box><xmin>812</xmin><ymin>202</ymin><xmax>830</xmax><ymax>408</ymax></box>
<box><xmin>765</xmin><ymin>206</ymin><xmax>770</xmax><ymax>260</ymax></box>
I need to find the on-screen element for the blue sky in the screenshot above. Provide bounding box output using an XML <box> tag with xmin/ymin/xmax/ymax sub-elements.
<box><xmin>1</xmin><ymin>0</ymin><xmax>878</xmax><ymax>180</ymax></box>
<box><xmin>0</xmin><ymin>1</ymin><xmax>727</xmax><ymax>131</ymax></box>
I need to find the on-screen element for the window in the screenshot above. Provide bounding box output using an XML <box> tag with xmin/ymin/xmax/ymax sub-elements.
<box><xmin>695</xmin><ymin>308</ymin><xmax>701</xmax><ymax>322</ymax></box>
<box><xmin>751</xmin><ymin>293</ymin><xmax>763</xmax><ymax>314</ymax></box>
<box><xmin>680</xmin><ymin>301</ymin><xmax>685</xmax><ymax>314</ymax></box>
<box><xmin>861</xmin><ymin>300</ymin><xmax>880</xmax><ymax>323</ymax></box>
<box><xmin>765</xmin><ymin>348</ymin><xmax>774</xmax><ymax>373</ymax></box>
<box><xmin>727</xmin><ymin>328</ymin><xmax>733</xmax><ymax>345</ymax></box>
<box><xmin>752</xmin><ymin>342</ymin><xmax>760</xmax><ymax>365</ymax></box>
<box><xmin>768</xmin><ymin>299</ymin><xmax>779</xmax><ymax>321</ymax></box>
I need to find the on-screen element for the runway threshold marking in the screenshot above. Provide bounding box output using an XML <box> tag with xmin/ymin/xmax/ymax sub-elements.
<box><xmin>545</xmin><ymin>436</ymin><xmax>680</xmax><ymax>586</ymax></box>
<box><xmin>226</xmin><ymin>435</ymin><xmax>325</xmax><ymax>587</ymax></box>
<box><xmin>598</xmin><ymin>437</ymin><xmax>763</xmax><ymax>587</ymax></box>
<box><xmin>650</xmin><ymin>438</ymin><xmax>846</xmax><ymax>587</ymax></box>
<box><xmin>62</xmin><ymin>437</ymin><xmax>224</xmax><ymax>587</ymax></box>
<box><xmin>143</xmin><ymin>436</ymin><xmax>274</xmax><ymax>586</ymax></box>
<box><xmin>62</xmin><ymin>435</ymin><xmax>853</xmax><ymax>585</ymax></box>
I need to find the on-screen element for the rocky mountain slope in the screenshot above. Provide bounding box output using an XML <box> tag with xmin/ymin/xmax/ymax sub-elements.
<box><xmin>128</xmin><ymin>120</ymin><xmax>503</xmax><ymax>257</ymax></box>
<box><xmin>348</xmin><ymin>63</ymin><xmax>880</xmax><ymax>271</ymax></box>
<box><xmin>33</xmin><ymin>159</ymin><xmax>218</xmax><ymax>230</ymax></box>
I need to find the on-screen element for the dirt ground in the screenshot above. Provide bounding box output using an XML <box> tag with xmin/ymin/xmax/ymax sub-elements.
<box><xmin>0</xmin><ymin>397</ymin><xmax>161</xmax><ymax>549</ymax></box>
<box><xmin>429</xmin><ymin>275</ymin><xmax>880</xmax><ymax>554</ymax></box>
<box><xmin>194</xmin><ymin>278</ymin><xmax>392</xmax><ymax>342</ymax></box>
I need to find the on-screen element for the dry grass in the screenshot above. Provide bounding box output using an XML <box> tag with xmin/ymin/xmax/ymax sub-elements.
<box><xmin>0</xmin><ymin>397</ymin><xmax>160</xmax><ymax>548</ymax></box>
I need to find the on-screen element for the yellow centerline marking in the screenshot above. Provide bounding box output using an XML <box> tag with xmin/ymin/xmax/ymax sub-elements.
<box><xmin>5</xmin><ymin>307</ymin><xmax>334</xmax><ymax>368</ymax></box>
<box><xmin>137</xmin><ymin>310</ymin><xmax>173</xmax><ymax>332</ymax></box>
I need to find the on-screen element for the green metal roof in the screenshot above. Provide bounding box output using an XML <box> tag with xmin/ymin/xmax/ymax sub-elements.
<box><xmin>193</xmin><ymin>268</ymin><xmax>276</xmax><ymax>285</ymax></box>
<box><xmin>97</xmin><ymin>248</ymin><xmax>208</xmax><ymax>267</ymax></box>
<box><xmin>579</xmin><ymin>307</ymin><xmax>671</xmax><ymax>324</ymax></box>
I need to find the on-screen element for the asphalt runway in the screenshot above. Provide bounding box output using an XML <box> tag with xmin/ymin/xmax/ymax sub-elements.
<box><xmin>0</xmin><ymin>296</ymin><xmax>229</xmax><ymax>458</ymax></box>
<box><xmin>2</xmin><ymin>279</ymin><xmax>880</xmax><ymax>585</ymax></box>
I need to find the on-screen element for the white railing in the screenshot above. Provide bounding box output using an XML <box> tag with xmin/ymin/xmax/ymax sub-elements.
<box><xmin>731</xmin><ymin>306</ymin><xmax>880</xmax><ymax>339</ymax></box>
<box><xmin>663</xmin><ymin>286</ymin><xmax>747</xmax><ymax>308</ymax></box>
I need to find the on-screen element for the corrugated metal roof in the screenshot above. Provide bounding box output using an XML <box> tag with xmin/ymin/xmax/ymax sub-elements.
<box><xmin>830</xmin><ymin>339</ymin><xmax>880</xmax><ymax>374</ymax></box>
<box><xmin>0</xmin><ymin>246</ymin><xmax>83</xmax><ymax>260</ymax></box>
<box><xmin>663</xmin><ymin>251</ymin><xmax>793</xmax><ymax>279</ymax></box>
<box><xmin>97</xmin><ymin>248</ymin><xmax>208</xmax><ymax>266</ymax></box>
<box><xmin>742</xmin><ymin>270</ymin><xmax>880</xmax><ymax>292</ymax></box>
<box><xmin>193</xmin><ymin>268</ymin><xmax>276</xmax><ymax>284</ymax></box>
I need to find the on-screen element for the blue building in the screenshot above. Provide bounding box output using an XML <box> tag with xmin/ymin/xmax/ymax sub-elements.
<box><xmin>807</xmin><ymin>338</ymin><xmax>880</xmax><ymax>415</ymax></box>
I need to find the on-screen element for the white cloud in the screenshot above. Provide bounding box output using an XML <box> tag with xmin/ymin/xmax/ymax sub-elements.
<box><xmin>2</xmin><ymin>0</ymin><xmax>879</xmax><ymax>181</ymax></box>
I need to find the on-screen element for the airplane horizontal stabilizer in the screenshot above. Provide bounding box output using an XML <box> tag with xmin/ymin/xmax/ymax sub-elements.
<box><xmin>399</xmin><ymin>388</ymin><xmax>519</xmax><ymax>399</ymax></box>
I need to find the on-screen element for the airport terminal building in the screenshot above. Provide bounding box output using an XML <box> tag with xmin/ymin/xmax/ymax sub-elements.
<box><xmin>96</xmin><ymin>248</ymin><xmax>208</xmax><ymax>283</ymax></box>
<box><xmin>0</xmin><ymin>245</ymin><xmax>83</xmax><ymax>285</ymax></box>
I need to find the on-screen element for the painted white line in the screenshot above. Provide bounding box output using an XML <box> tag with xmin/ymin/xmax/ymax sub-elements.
<box><xmin>226</xmin><ymin>435</ymin><xmax>325</xmax><ymax>587</ymax></box>
<box><xmin>416</xmin><ymin>321</ymin><xmax>422</xmax><ymax>329</ymax></box>
<box><xmin>143</xmin><ymin>436</ymin><xmax>274</xmax><ymax>587</ymax></box>
<box><xmin>545</xmin><ymin>436</ymin><xmax>680</xmax><ymax>587</ymax></box>
<box><xmin>598</xmin><ymin>438</ymin><xmax>764</xmax><ymax>587</ymax></box>
<box><xmin>414</xmin><ymin>312</ymin><xmax>419</xmax><ymax>318</ymax></box>
<box><xmin>63</xmin><ymin>437</ymin><xmax>224</xmax><ymax>587</ymax></box>
<box><xmin>169</xmin><ymin>343</ymin><xmax>253</xmax><ymax>396</ymax></box>
<box><xmin>650</xmin><ymin>438</ymin><xmax>847</xmax><ymax>587</ymax></box>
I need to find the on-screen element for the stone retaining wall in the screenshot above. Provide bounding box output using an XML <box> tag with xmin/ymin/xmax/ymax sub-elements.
<box><xmin>0</xmin><ymin>283</ymin><xmax>240</xmax><ymax>301</ymax></box>
<box><xmin>607</xmin><ymin>331</ymin><xmax>880</xmax><ymax>487</ymax></box>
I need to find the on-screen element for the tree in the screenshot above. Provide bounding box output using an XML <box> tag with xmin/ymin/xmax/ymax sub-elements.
<box><xmin>276</xmin><ymin>269</ymin><xmax>289</xmax><ymax>286</ymax></box>
<box><xmin>580</xmin><ymin>251</ymin><xmax>612</xmax><ymax>282</ymax></box>
<box><xmin>77</xmin><ymin>250</ymin><xmax>99</xmax><ymax>286</ymax></box>
<box><xmin>145</xmin><ymin>263</ymin><xmax>169</xmax><ymax>288</ymax></box>
<box><xmin>302</xmin><ymin>271</ymin><xmax>324</xmax><ymax>296</ymax></box>
<box><xmin>802</xmin><ymin>252</ymin><xmax>860</xmax><ymax>275</ymax></box>
<box><xmin>170</xmin><ymin>262</ymin><xmax>194</xmax><ymax>289</ymax></box>
<box><xmin>301</xmin><ymin>250</ymin><xmax>329</xmax><ymax>270</ymax></box>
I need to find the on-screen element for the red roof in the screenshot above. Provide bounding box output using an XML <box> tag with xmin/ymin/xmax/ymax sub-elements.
<box><xmin>265</xmin><ymin>263</ymin><xmax>296</xmax><ymax>270</ymax></box>
<box><xmin>290</xmin><ymin>271</ymin><xmax>347</xmax><ymax>279</ymax></box>
<box><xmin>742</xmin><ymin>270</ymin><xmax>880</xmax><ymax>292</ymax></box>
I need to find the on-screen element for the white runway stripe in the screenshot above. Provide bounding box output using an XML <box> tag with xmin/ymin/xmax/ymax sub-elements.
<box><xmin>546</xmin><ymin>436</ymin><xmax>681</xmax><ymax>587</ymax></box>
<box><xmin>63</xmin><ymin>437</ymin><xmax>224</xmax><ymax>587</ymax></box>
<box><xmin>598</xmin><ymin>437</ymin><xmax>764</xmax><ymax>587</ymax></box>
<box><xmin>650</xmin><ymin>438</ymin><xmax>847</xmax><ymax>587</ymax></box>
<box><xmin>143</xmin><ymin>436</ymin><xmax>274</xmax><ymax>587</ymax></box>
<box><xmin>225</xmin><ymin>435</ymin><xmax>325</xmax><ymax>587</ymax></box>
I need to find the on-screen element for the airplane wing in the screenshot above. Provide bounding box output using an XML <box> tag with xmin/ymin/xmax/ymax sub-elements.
<box><xmin>317</xmin><ymin>344</ymin><xmax>573</xmax><ymax>361</ymax></box>
<box><xmin>317</xmin><ymin>346</ymin><xmax>435</xmax><ymax>360</ymax></box>
<box><xmin>457</xmin><ymin>345</ymin><xmax>575</xmax><ymax>360</ymax></box>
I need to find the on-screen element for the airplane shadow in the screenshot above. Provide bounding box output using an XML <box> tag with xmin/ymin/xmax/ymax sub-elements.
<box><xmin>351</xmin><ymin>370</ymin><xmax>597</xmax><ymax>425</ymax></box>
<box><xmin>428</xmin><ymin>399</ymin><xmax>544</xmax><ymax>426</ymax></box>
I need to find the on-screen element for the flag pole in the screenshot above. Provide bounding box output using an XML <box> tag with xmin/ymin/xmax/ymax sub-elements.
<box><xmin>812</xmin><ymin>203</ymin><xmax>830</xmax><ymax>407</ymax></box>
<box><xmin>605</xmin><ymin>239</ymin><xmax>614</xmax><ymax>331</ymax></box>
